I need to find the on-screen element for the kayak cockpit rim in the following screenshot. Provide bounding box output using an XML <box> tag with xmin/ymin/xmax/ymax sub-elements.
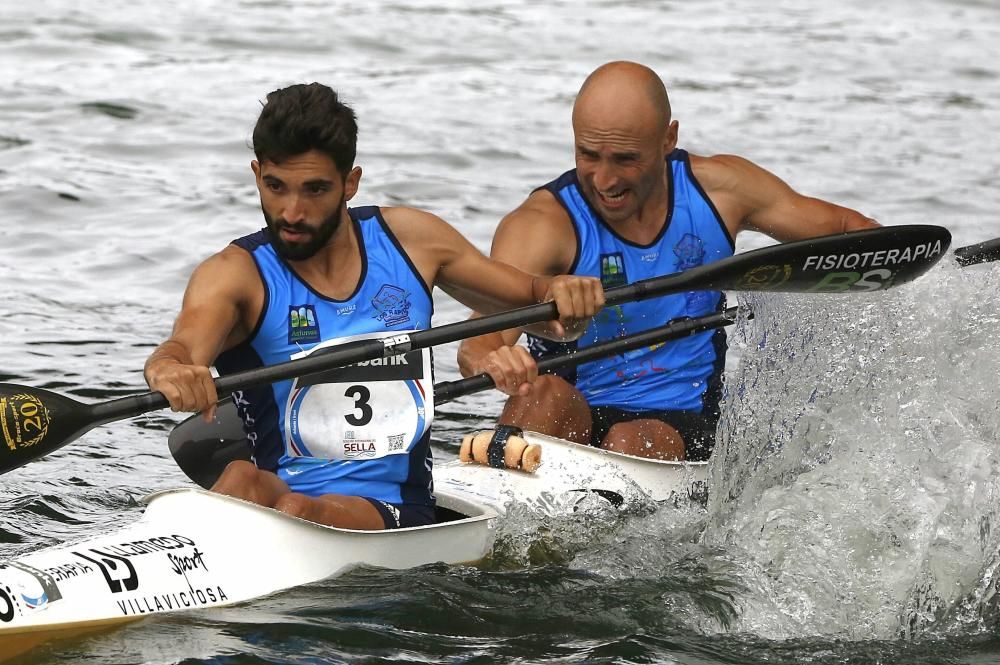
<box><xmin>138</xmin><ymin>487</ymin><xmax>499</xmax><ymax>532</ymax></box>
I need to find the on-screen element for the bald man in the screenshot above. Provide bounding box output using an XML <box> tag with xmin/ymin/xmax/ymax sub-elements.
<box><xmin>457</xmin><ymin>61</ymin><xmax>879</xmax><ymax>462</ymax></box>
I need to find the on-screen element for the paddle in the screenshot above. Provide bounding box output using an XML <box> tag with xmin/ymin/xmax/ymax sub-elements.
<box><xmin>168</xmin><ymin>306</ymin><xmax>750</xmax><ymax>488</ymax></box>
<box><xmin>0</xmin><ymin>224</ymin><xmax>950</xmax><ymax>476</ymax></box>
<box><xmin>434</xmin><ymin>306</ymin><xmax>748</xmax><ymax>402</ymax></box>
<box><xmin>954</xmin><ymin>237</ymin><xmax>1000</xmax><ymax>267</ymax></box>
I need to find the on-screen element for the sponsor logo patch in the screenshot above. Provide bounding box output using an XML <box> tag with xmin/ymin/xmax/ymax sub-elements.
<box><xmin>343</xmin><ymin>431</ymin><xmax>377</xmax><ymax>458</ymax></box>
<box><xmin>288</xmin><ymin>305</ymin><xmax>321</xmax><ymax>344</ymax></box>
<box><xmin>736</xmin><ymin>264</ymin><xmax>792</xmax><ymax>290</ymax></box>
<box><xmin>599</xmin><ymin>253</ymin><xmax>628</xmax><ymax>288</ymax></box>
<box><xmin>0</xmin><ymin>393</ymin><xmax>51</xmax><ymax>451</ymax></box>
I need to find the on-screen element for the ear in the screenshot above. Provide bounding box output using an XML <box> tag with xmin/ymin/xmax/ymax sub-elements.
<box><xmin>664</xmin><ymin>120</ymin><xmax>679</xmax><ymax>154</ymax></box>
<box><xmin>344</xmin><ymin>166</ymin><xmax>362</xmax><ymax>201</ymax></box>
<box><xmin>251</xmin><ymin>160</ymin><xmax>261</xmax><ymax>180</ymax></box>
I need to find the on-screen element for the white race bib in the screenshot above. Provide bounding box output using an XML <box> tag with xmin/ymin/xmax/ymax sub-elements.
<box><xmin>284</xmin><ymin>331</ymin><xmax>434</xmax><ymax>461</ymax></box>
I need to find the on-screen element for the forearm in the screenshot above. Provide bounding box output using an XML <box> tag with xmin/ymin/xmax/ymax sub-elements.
<box><xmin>466</xmin><ymin>274</ymin><xmax>593</xmax><ymax>342</ymax></box>
<box><xmin>802</xmin><ymin>197</ymin><xmax>881</xmax><ymax>236</ymax></box>
<box><xmin>444</xmin><ymin>268</ymin><xmax>546</xmax><ymax>317</ymax></box>
<box><xmin>458</xmin><ymin>327</ymin><xmax>523</xmax><ymax>377</ymax></box>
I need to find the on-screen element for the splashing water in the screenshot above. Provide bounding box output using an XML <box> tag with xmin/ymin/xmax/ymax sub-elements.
<box><xmin>701</xmin><ymin>260</ymin><xmax>1000</xmax><ymax>640</ymax></box>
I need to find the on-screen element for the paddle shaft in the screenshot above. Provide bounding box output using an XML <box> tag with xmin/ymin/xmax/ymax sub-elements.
<box><xmin>435</xmin><ymin>306</ymin><xmax>746</xmax><ymax>404</ymax></box>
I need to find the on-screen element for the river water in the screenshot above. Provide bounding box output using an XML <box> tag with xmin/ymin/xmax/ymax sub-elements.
<box><xmin>2</xmin><ymin>1</ymin><xmax>1000</xmax><ymax>663</ymax></box>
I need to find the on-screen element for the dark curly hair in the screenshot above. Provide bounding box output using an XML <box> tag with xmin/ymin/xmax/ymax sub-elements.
<box><xmin>252</xmin><ymin>83</ymin><xmax>358</xmax><ymax>175</ymax></box>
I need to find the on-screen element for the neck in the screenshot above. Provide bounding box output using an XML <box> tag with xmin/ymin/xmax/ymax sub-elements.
<box><xmin>287</xmin><ymin>210</ymin><xmax>362</xmax><ymax>299</ymax></box>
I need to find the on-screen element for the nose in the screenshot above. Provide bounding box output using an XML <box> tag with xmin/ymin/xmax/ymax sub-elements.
<box><xmin>592</xmin><ymin>160</ymin><xmax>617</xmax><ymax>192</ymax></box>
<box><xmin>281</xmin><ymin>194</ymin><xmax>307</xmax><ymax>223</ymax></box>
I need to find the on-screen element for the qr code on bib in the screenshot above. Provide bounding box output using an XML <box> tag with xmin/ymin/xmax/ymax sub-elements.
<box><xmin>388</xmin><ymin>434</ymin><xmax>405</xmax><ymax>452</ymax></box>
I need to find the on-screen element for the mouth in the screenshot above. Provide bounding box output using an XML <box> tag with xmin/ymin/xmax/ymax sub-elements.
<box><xmin>278</xmin><ymin>226</ymin><xmax>312</xmax><ymax>243</ymax></box>
<box><xmin>596</xmin><ymin>188</ymin><xmax>628</xmax><ymax>208</ymax></box>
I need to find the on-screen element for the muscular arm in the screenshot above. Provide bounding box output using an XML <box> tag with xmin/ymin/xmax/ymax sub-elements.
<box><xmin>384</xmin><ymin>203</ymin><xmax>598</xmax><ymax>377</ymax></box>
<box><xmin>456</xmin><ymin>192</ymin><xmax>579</xmax><ymax>377</ymax></box>
<box><xmin>694</xmin><ymin>154</ymin><xmax>881</xmax><ymax>241</ymax></box>
<box><xmin>144</xmin><ymin>246</ymin><xmax>260</xmax><ymax>417</ymax></box>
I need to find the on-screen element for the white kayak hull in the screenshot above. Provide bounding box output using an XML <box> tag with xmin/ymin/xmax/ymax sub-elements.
<box><xmin>435</xmin><ymin>430</ymin><xmax>708</xmax><ymax>513</ymax></box>
<box><xmin>0</xmin><ymin>430</ymin><xmax>706</xmax><ymax>656</ymax></box>
<box><xmin>0</xmin><ymin>488</ymin><xmax>495</xmax><ymax>656</ymax></box>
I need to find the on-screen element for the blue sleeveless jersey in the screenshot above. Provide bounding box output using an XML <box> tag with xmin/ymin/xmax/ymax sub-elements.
<box><xmin>214</xmin><ymin>206</ymin><xmax>435</xmax><ymax>505</ymax></box>
<box><xmin>528</xmin><ymin>149</ymin><xmax>734</xmax><ymax>412</ymax></box>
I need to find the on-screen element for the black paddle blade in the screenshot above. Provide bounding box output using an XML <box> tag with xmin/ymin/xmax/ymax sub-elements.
<box><xmin>954</xmin><ymin>238</ymin><xmax>1000</xmax><ymax>267</ymax></box>
<box><xmin>0</xmin><ymin>383</ymin><xmax>99</xmax><ymax>474</ymax></box>
<box><xmin>167</xmin><ymin>400</ymin><xmax>251</xmax><ymax>490</ymax></box>
<box><xmin>702</xmin><ymin>224</ymin><xmax>952</xmax><ymax>293</ymax></box>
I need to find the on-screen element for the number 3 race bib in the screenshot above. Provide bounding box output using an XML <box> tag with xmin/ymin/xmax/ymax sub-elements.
<box><xmin>284</xmin><ymin>331</ymin><xmax>434</xmax><ymax>461</ymax></box>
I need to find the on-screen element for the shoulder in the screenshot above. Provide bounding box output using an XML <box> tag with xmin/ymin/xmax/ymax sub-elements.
<box><xmin>207</xmin><ymin>243</ymin><xmax>260</xmax><ymax>272</ymax></box>
<box><xmin>186</xmin><ymin>244</ymin><xmax>261</xmax><ymax>296</ymax></box>
<box><xmin>376</xmin><ymin>206</ymin><xmax>476</xmax><ymax>278</ymax></box>
<box><xmin>491</xmin><ymin>189</ymin><xmax>575</xmax><ymax>274</ymax></box>
<box><xmin>687</xmin><ymin>152</ymin><xmax>766</xmax><ymax>192</ymax></box>
<box><xmin>687</xmin><ymin>152</ymin><xmax>797</xmax><ymax>214</ymax></box>
<box><xmin>379</xmin><ymin>205</ymin><xmax>447</xmax><ymax>227</ymax></box>
<box><xmin>378</xmin><ymin>206</ymin><xmax>455</xmax><ymax>243</ymax></box>
<box><xmin>508</xmin><ymin>187</ymin><xmax>567</xmax><ymax>218</ymax></box>
<box><xmin>496</xmin><ymin>189</ymin><xmax>572</xmax><ymax>240</ymax></box>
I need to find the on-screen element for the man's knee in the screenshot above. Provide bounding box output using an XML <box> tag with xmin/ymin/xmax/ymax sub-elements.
<box><xmin>506</xmin><ymin>374</ymin><xmax>587</xmax><ymax>415</ymax></box>
<box><xmin>501</xmin><ymin>374</ymin><xmax>591</xmax><ymax>444</ymax></box>
<box><xmin>213</xmin><ymin>459</ymin><xmax>258</xmax><ymax>490</ymax></box>
<box><xmin>603</xmin><ymin>420</ymin><xmax>685</xmax><ymax>460</ymax></box>
<box><xmin>274</xmin><ymin>493</ymin><xmax>313</xmax><ymax>519</ymax></box>
<box><xmin>211</xmin><ymin>460</ymin><xmax>288</xmax><ymax>507</ymax></box>
<box><xmin>530</xmin><ymin>374</ymin><xmax>582</xmax><ymax>402</ymax></box>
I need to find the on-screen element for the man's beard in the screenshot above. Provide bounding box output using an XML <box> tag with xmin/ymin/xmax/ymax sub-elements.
<box><xmin>265</xmin><ymin>194</ymin><xmax>345</xmax><ymax>261</ymax></box>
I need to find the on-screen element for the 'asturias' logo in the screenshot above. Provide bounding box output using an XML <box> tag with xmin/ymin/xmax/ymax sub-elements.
<box><xmin>288</xmin><ymin>305</ymin><xmax>321</xmax><ymax>344</ymax></box>
<box><xmin>599</xmin><ymin>252</ymin><xmax>628</xmax><ymax>288</ymax></box>
<box><xmin>372</xmin><ymin>284</ymin><xmax>412</xmax><ymax>326</ymax></box>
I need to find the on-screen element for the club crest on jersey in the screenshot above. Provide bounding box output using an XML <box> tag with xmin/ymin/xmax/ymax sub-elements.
<box><xmin>674</xmin><ymin>233</ymin><xmax>706</xmax><ymax>270</ymax></box>
<box><xmin>288</xmin><ymin>305</ymin><xmax>320</xmax><ymax>344</ymax></box>
<box><xmin>372</xmin><ymin>284</ymin><xmax>411</xmax><ymax>326</ymax></box>
<box><xmin>599</xmin><ymin>253</ymin><xmax>628</xmax><ymax>288</ymax></box>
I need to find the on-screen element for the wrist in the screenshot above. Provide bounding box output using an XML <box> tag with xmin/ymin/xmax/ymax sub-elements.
<box><xmin>530</xmin><ymin>275</ymin><xmax>550</xmax><ymax>303</ymax></box>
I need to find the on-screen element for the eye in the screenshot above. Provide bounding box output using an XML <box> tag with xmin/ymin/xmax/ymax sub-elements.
<box><xmin>306</xmin><ymin>183</ymin><xmax>331</xmax><ymax>195</ymax></box>
<box><xmin>264</xmin><ymin>179</ymin><xmax>283</xmax><ymax>193</ymax></box>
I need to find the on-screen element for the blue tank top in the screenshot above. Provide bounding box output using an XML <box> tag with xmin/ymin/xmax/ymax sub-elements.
<box><xmin>214</xmin><ymin>206</ymin><xmax>435</xmax><ymax>505</ymax></box>
<box><xmin>527</xmin><ymin>149</ymin><xmax>734</xmax><ymax>412</ymax></box>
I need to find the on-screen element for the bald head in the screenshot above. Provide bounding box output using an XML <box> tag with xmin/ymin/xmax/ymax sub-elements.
<box><xmin>569</xmin><ymin>62</ymin><xmax>677</xmax><ymax>225</ymax></box>
<box><xmin>573</xmin><ymin>61</ymin><xmax>672</xmax><ymax>132</ymax></box>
